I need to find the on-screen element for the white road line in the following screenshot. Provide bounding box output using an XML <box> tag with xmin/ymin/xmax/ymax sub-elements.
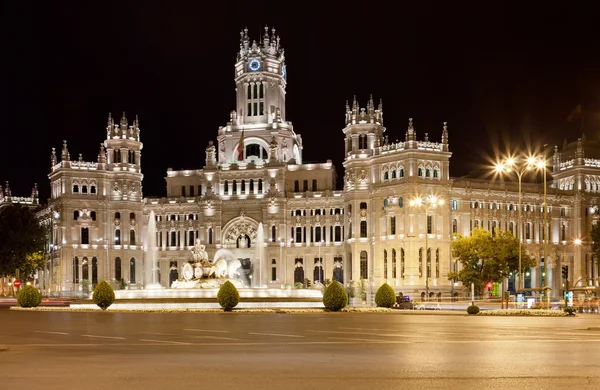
<box><xmin>339</xmin><ymin>327</ymin><xmax>387</xmax><ymax>332</ymax></box>
<box><xmin>327</xmin><ymin>337</ymin><xmax>397</xmax><ymax>343</ymax></box>
<box><xmin>192</xmin><ymin>335</ymin><xmax>240</xmax><ymax>341</ymax></box>
<box><xmin>140</xmin><ymin>332</ymin><xmax>174</xmax><ymax>336</ymax></box>
<box><xmin>308</xmin><ymin>330</ymin><xmax>410</xmax><ymax>337</ymax></box>
<box><xmin>249</xmin><ymin>332</ymin><xmax>304</xmax><ymax>338</ymax></box>
<box><xmin>35</xmin><ymin>331</ymin><xmax>69</xmax><ymax>336</ymax></box>
<box><xmin>183</xmin><ymin>329</ymin><xmax>229</xmax><ymax>333</ymax></box>
<box><xmin>139</xmin><ymin>339</ymin><xmax>192</xmax><ymax>345</ymax></box>
<box><xmin>81</xmin><ymin>334</ymin><xmax>125</xmax><ymax>340</ymax></box>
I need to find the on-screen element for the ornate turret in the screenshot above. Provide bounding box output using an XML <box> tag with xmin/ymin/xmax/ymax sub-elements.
<box><xmin>405</xmin><ymin>118</ymin><xmax>417</xmax><ymax>142</ymax></box>
<box><xmin>441</xmin><ymin>121</ymin><xmax>449</xmax><ymax>151</ymax></box>
<box><xmin>98</xmin><ymin>143</ymin><xmax>107</xmax><ymax>164</ymax></box>
<box><xmin>344</xmin><ymin>95</ymin><xmax>384</xmax><ymax>125</ymax></box>
<box><xmin>61</xmin><ymin>140</ymin><xmax>70</xmax><ymax>161</ymax></box>
<box><xmin>50</xmin><ymin>147</ymin><xmax>57</xmax><ymax>167</ymax></box>
<box><xmin>4</xmin><ymin>181</ymin><xmax>11</xmax><ymax>198</ymax></box>
<box><xmin>31</xmin><ymin>183</ymin><xmax>39</xmax><ymax>204</ymax></box>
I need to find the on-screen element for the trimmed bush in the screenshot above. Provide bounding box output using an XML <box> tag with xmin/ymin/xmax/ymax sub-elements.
<box><xmin>217</xmin><ymin>280</ymin><xmax>240</xmax><ymax>311</ymax></box>
<box><xmin>322</xmin><ymin>281</ymin><xmax>348</xmax><ymax>311</ymax></box>
<box><xmin>92</xmin><ymin>280</ymin><xmax>115</xmax><ymax>310</ymax></box>
<box><xmin>563</xmin><ymin>306</ymin><xmax>577</xmax><ymax>316</ymax></box>
<box><xmin>375</xmin><ymin>283</ymin><xmax>396</xmax><ymax>308</ymax></box>
<box><xmin>17</xmin><ymin>285</ymin><xmax>42</xmax><ymax>308</ymax></box>
<box><xmin>467</xmin><ymin>305</ymin><xmax>480</xmax><ymax>315</ymax></box>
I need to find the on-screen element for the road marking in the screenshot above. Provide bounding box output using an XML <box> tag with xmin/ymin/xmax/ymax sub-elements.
<box><xmin>183</xmin><ymin>329</ymin><xmax>229</xmax><ymax>333</ymax></box>
<box><xmin>140</xmin><ymin>332</ymin><xmax>174</xmax><ymax>336</ymax></box>
<box><xmin>249</xmin><ymin>332</ymin><xmax>304</xmax><ymax>338</ymax></box>
<box><xmin>192</xmin><ymin>335</ymin><xmax>240</xmax><ymax>341</ymax></box>
<box><xmin>81</xmin><ymin>334</ymin><xmax>125</xmax><ymax>340</ymax></box>
<box><xmin>139</xmin><ymin>339</ymin><xmax>192</xmax><ymax>345</ymax></box>
<box><xmin>307</xmin><ymin>330</ymin><xmax>410</xmax><ymax>337</ymax></box>
<box><xmin>327</xmin><ymin>337</ymin><xmax>395</xmax><ymax>343</ymax></box>
<box><xmin>35</xmin><ymin>331</ymin><xmax>69</xmax><ymax>336</ymax></box>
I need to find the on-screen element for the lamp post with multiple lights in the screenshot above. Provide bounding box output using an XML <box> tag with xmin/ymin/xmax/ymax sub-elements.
<box><xmin>409</xmin><ymin>195</ymin><xmax>444</xmax><ymax>300</ymax></box>
<box><xmin>495</xmin><ymin>155</ymin><xmax>544</xmax><ymax>291</ymax></box>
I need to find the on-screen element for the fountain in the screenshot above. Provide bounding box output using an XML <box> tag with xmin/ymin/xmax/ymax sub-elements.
<box><xmin>255</xmin><ymin>222</ymin><xmax>265</xmax><ymax>287</ymax></box>
<box><xmin>144</xmin><ymin>210</ymin><xmax>163</xmax><ymax>289</ymax></box>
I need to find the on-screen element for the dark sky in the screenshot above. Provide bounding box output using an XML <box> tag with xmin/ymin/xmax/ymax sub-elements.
<box><xmin>4</xmin><ymin>1</ymin><xmax>600</xmax><ymax>201</ymax></box>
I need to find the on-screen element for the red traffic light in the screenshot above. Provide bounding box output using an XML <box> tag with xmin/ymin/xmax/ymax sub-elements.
<box><xmin>486</xmin><ymin>281</ymin><xmax>492</xmax><ymax>289</ymax></box>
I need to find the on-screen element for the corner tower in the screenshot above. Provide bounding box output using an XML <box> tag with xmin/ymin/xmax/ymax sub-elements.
<box><xmin>234</xmin><ymin>26</ymin><xmax>287</xmax><ymax>125</ymax></box>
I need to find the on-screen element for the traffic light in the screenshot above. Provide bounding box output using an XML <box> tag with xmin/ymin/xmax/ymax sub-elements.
<box><xmin>486</xmin><ymin>281</ymin><xmax>493</xmax><ymax>290</ymax></box>
<box><xmin>561</xmin><ymin>264</ymin><xmax>568</xmax><ymax>279</ymax></box>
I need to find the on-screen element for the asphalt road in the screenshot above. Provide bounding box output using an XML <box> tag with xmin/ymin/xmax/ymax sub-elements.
<box><xmin>1</xmin><ymin>310</ymin><xmax>599</xmax><ymax>389</ymax></box>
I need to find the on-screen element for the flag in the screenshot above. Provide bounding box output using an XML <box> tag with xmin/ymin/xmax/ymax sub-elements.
<box><xmin>237</xmin><ymin>129</ymin><xmax>245</xmax><ymax>161</ymax></box>
<box><xmin>567</xmin><ymin>104</ymin><xmax>582</xmax><ymax>122</ymax></box>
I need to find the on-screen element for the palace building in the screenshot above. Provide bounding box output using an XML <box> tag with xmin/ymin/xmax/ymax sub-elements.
<box><xmin>37</xmin><ymin>27</ymin><xmax>599</xmax><ymax>299</ymax></box>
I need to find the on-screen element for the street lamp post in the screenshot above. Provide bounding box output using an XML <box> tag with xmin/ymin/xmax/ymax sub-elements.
<box><xmin>495</xmin><ymin>156</ymin><xmax>540</xmax><ymax>291</ymax></box>
<box><xmin>409</xmin><ymin>195</ymin><xmax>444</xmax><ymax>301</ymax></box>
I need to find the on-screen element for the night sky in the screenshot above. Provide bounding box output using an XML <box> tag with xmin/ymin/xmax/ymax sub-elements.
<box><xmin>4</xmin><ymin>2</ymin><xmax>600</xmax><ymax>202</ymax></box>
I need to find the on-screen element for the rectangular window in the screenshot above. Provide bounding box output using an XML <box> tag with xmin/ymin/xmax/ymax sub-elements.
<box><xmin>247</xmin><ymin>103</ymin><xmax>251</xmax><ymax>116</ymax></box>
<box><xmin>259</xmin><ymin>102</ymin><xmax>264</xmax><ymax>115</ymax></box>
<box><xmin>451</xmin><ymin>200</ymin><xmax>458</xmax><ymax>210</ymax></box>
<box><xmin>427</xmin><ymin>215</ymin><xmax>432</xmax><ymax>234</ymax></box>
<box><xmin>81</xmin><ymin>228</ymin><xmax>89</xmax><ymax>245</ymax></box>
<box><xmin>360</xmin><ymin>221</ymin><xmax>367</xmax><ymax>238</ymax></box>
<box><xmin>253</xmin><ymin>103</ymin><xmax>258</xmax><ymax>116</ymax></box>
<box><xmin>390</xmin><ymin>216</ymin><xmax>396</xmax><ymax>235</ymax></box>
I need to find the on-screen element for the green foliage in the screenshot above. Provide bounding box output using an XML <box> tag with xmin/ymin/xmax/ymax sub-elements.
<box><xmin>20</xmin><ymin>252</ymin><xmax>46</xmax><ymax>280</ymax></box>
<box><xmin>322</xmin><ymin>281</ymin><xmax>348</xmax><ymax>311</ymax></box>
<box><xmin>217</xmin><ymin>280</ymin><xmax>240</xmax><ymax>311</ymax></box>
<box><xmin>375</xmin><ymin>283</ymin><xmax>396</xmax><ymax>308</ymax></box>
<box><xmin>294</xmin><ymin>282</ymin><xmax>303</xmax><ymax>289</ymax></box>
<box><xmin>80</xmin><ymin>279</ymin><xmax>91</xmax><ymax>294</ymax></box>
<box><xmin>466</xmin><ymin>305</ymin><xmax>480</xmax><ymax>315</ymax></box>
<box><xmin>450</xmin><ymin>228</ymin><xmax>536</xmax><ymax>295</ymax></box>
<box><xmin>92</xmin><ymin>280</ymin><xmax>115</xmax><ymax>310</ymax></box>
<box><xmin>351</xmin><ymin>279</ymin><xmax>368</xmax><ymax>301</ymax></box>
<box><xmin>118</xmin><ymin>279</ymin><xmax>126</xmax><ymax>290</ymax></box>
<box><xmin>563</xmin><ymin>306</ymin><xmax>577</xmax><ymax>316</ymax></box>
<box><xmin>0</xmin><ymin>205</ymin><xmax>47</xmax><ymax>277</ymax></box>
<box><xmin>17</xmin><ymin>285</ymin><xmax>42</xmax><ymax>308</ymax></box>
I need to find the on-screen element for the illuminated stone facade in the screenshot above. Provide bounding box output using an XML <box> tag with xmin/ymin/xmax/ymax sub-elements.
<box><xmin>38</xmin><ymin>27</ymin><xmax>599</xmax><ymax>299</ymax></box>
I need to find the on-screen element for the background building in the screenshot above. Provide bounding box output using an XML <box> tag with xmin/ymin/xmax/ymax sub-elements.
<box><xmin>38</xmin><ymin>28</ymin><xmax>599</xmax><ymax>300</ymax></box>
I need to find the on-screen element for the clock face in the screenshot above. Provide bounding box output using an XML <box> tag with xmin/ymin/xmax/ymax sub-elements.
<box><xmin>281</xmin><ymin>65</ymin><xmax>287</xmax><ymax>80</ymax></box>
<box><xmin>248</xmin><ymin>59</ymin><xmax>260</xmax><ymax>72</ymax></box>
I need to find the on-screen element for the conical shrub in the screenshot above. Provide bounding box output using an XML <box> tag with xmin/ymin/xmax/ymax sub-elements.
<box><xmin>92</xmin><ymin>280</ymin><xmax>115</xmax><ymax>310</ymax></box>
<box><xmin>17</xmin><ymin>285</ymin><xmax>42</xmax><ymax>308</ymax></box>
<box><xmin>375</xmin><ymin>283</ymin><xmax>396</xmax><ymax>308</ymax></box>
<box><xmin>217</xmin><ymin>280</ymin><xmax>240</xmax><ymax>311</ymax></box>
<box><xmin>322</xmin><ymin>280</ymin><xmax>348</xmax><ymax>311</ymax></box>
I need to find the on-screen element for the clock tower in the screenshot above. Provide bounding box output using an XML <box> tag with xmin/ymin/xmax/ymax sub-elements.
<box><xmin>234</xmin><ymin>26</ymin><xmax>287</xmax><ymax>125</ymax></box>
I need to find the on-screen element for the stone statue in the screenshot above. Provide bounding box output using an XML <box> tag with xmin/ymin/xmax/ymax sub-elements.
<box><xmin>191</xmin><ymin>239</ymin><xmax>208</xmax><ymax>261</ymax></box>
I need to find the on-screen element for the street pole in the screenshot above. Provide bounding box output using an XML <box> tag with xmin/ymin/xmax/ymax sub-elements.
<box><xmin>542</xmin><ymin>144</ymin><xmax>548</xmax><ymax>307</ymax></box>
<box><xmin>471</xmin><ymin>282</ymin><xmax>475</xmax><ymax>306</ymax></box>
<box><xmin>425</xmin><ymin>207</ymin><xmax>429</xmax><ymax>301</ymax></box>
<box><xmin>517</xmin><ymin>171</ymin><xmax>523</xmax><ymax>291</ymax></box>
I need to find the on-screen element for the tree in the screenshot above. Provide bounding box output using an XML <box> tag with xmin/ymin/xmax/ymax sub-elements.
<box><xmin>0</xmin><ymin>205</ymin><xmax>47</xmax><ymax>278</ymax></box>
<box><xmin>448</xmin><ymin>228</ymin><xmax>535</xmax><ymax>296</ymax></box>
<box><xmin>20</xmin><ymin>251</ymin><xmax>46</xmax><ymax>280</ymax></box>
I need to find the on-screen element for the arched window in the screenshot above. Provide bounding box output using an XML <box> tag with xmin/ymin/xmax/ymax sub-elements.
<box><xmin>383</xmin><ymin>249</ymin><xmax>388</xmax><ymax>279</ymax></box>
<box><xmin>181</xmin><ymin>186</ymin><xmax>186</xmax><ymax>197</ymax></box>
<box><xmin>452</xmin><ymin>219</ymin><xmax>458</xmax><ymax>234</ymax></box>
<box><xmin>359</xmin><ymin>251</ymin><xmax>368</xmax><ymax>279</ymax></box>
<box><xmin>90</xmin><ymin>185</ymin><xmax>96</xmax><ymax>194</ymax></box>
<box><xmin>433</xmin><ymin>169</ymin><xmax>439</xmax><ymax>178</ymax></box>
<box><xmin>73</xmin><ymin>257</ymin><xmax>79</xmax><ymax>284</ymax></box>
<box><xmin>425</xmin><ymin>168</ymin><xmax>431</xmax><ymax>177</ymax></box>
<box><xmin>92</xmin><ymin>257</ymin><xmax>98</xmax><ymax>285</ymax></box>
<box><xmin>250</xmin><ymin>179</ymin><xmax>254</xmax><ymax>192</ymax></box>
<box><xmin>383</xmin><ymin>171</ymin><xmax>389</xmax><ymax>181</ymax></box>
<box><xmin>303</xmin><ymin>180</ymin><xmax>308</xmax><ymax>191</ymax></box>
<box><xmin>129</xmin><ymin>258</ymin><xmax>136</xmax><ymax>283</ymax></box>
<box><xmin>73</xmin><ymin>184</ymin><xmax>79</xmax><ymax>193</ymax></box>
<box><xmin>399</xmin><ymin>168</ymin><xmax>404</xmax><ymax>178</ymax></box>
<box><xmin>392</xmin><ymin>249</ymin><xmax>397</xmax><ymax>279</ymax></box>
<box><xmin>401</xmin><ymin>248</ymin><xmax>405</xmax><ymax>278</ymax></box>
<box><xmin>115</xmin><ymin>257</ymin><xmax>122</xmax><ymax>281</ymax></box>
<box><xmin>114</xmin><ymin>149</ymin><xmax>121</xmax><ymax>163</ymax></box>
<box><xmin>294</xmin><ymin>259</ymin><xmax>304</xmax><ymax>284</ymax></box>
<box><xmin>82</xmin><ymin>257</ymin><xmax>89</xmax><ymax>280</ymax></box>
<box><xmin>313</xmin><ymin>258</ymin><xmax>324</xmax><ymax>282</ymax></box>
<box><xmin>258</xmin><ymin>179</ymin><xmax>263</xmax><ymax>192</ymax></box>
<box><xmin>232</xmin><ymin>180</ymin><xmax>237</xmax><ymax>194</ymax></box>
<box><xmin>241</xmin><ymin>179</ymin><xmax>246</xmax><ymax>193</ymax></box>
<box><xmin>247</xmin><ymin>84</ymin><xmax>251</xmax><ymax>99</ymax></box>
<box><xmin>312</xmin><ymin>179</ymin><xmax>317</xmax><ymax>191</ymax></box>
<box><xmin>294</xmin><ymin>180</ymin><xmax>299</xmax><ymax>192</ymax></box>
<box><xmin>271</xmin><ymin>225</ymin><xmax>276</xmax><ymax>242</ymax></box>
<box><xmin>82</xmin><ymin>185</ymin><xmax>88</xmax><ymax>194</ymax></box>
<box><xmin>391</xmin><ymin>170</ymin><xmax>396</xmax><ymax>179</ymax></box>
<box><xmin>224</xmin><ymin>180</ymin><xmax>229</xmax><ymax>193</ymax></box>
<box><xmin>418</xmin><ymin>168</ymin><xmax>423</xmax><ymax>177</ymax></box>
